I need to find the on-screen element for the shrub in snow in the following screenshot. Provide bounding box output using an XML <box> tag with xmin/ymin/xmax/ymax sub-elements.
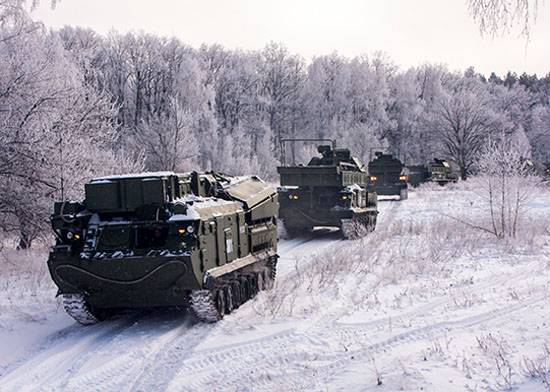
<box><xmin>521</xmin><ymin>343</ymin><xmax>550</xmax><ymax>391</ymax></box>
<box><xmin>453</xmin><ymin>137</ymin><xmax>540</xmax><ymax>240</ymax></box>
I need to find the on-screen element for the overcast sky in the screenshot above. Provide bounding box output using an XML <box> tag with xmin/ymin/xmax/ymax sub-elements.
<box><xmin>32</xmin><ymin>0</ymin><xmax>549</xmax><ymax>76</ymax></box>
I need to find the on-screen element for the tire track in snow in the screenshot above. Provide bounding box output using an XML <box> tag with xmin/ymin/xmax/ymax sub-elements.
<box><xmin>160</xmin><ymin>262</ymin><xmax>543</xmax><ymax>391</ymax></box>
<box><xmin>126</xmin><ymin>230</ymin><xmax>344</xmax><ymax>390</ymax></box>
<box><xmin>61</xmin><ymin>315</ymin><xmax>195</xmax><ymax>392</ymax></box>
<box><xmin>0</xmin><ymin>314</ymin><xmax>141</xmax><ymax>392</ymax></box>
<box><xmin>166</xmin><ymin>291</ymin><xmax>547</xmax><ymax>392</ymax></box>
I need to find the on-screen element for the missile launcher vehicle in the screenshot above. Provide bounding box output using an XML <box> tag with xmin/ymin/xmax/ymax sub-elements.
<box><xmin>47</xmin><ymin>171</ymin><xmax>278</xmax><ymax>324</ymax></box>
<box><xmin>367</xmin><ymin>152</ymin><xmax>408</xmax><ymax>200</ymax></box>
<box><xmin>277</xmin><ymin>139</ymin><xmax>378</xmax><ymax>239</ymax></box>
<box><xmin>428</xmin><ymin>158</ymin><xmax>458</xmax><ymax>185</ymax></box>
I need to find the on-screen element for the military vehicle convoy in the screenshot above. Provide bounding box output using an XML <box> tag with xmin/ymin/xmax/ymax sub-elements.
<box><xmin>428</xmin><ymin>159</ymin><xmax>458</xmax><ymax>185</ymax></box>
<box><xmin>367</xmin><ymin>152</ymin><xmax>408</xmax><ymax>200</ymax></box>
<box><xmin>47</xmin><ymin>171</ymin><xmax>278</xmax><ymax>324</ymax></box>
<box><xmin>277</xmin><ymin>140</ymin><xmax>378</xmax><ymax>239</ymax></box>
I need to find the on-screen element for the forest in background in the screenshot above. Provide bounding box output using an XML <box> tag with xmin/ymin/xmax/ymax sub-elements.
<box><xmin>1</xmin><ymin>1</ymin><xmax>549</xmax><ymax>247</ymax></box>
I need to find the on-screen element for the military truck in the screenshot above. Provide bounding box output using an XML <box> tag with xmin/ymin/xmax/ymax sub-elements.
<box><xmin>47</xmin><ymin>171</ymin><xmax>278</xmax><ymax>324</ymax></box>
<box><xmin>367</xmin><ymin>152</ymin><xmax>408</xmax><ymax>200</ymax></box>
<box><xmin>428</xmin><ymin>159</ymin><xmax>458</xmax><ymax>185</ymax></box>
<box><xmin>277</xmin><ymin>139</ymin><xmax>378</xmax><ymax>239</ymax></box>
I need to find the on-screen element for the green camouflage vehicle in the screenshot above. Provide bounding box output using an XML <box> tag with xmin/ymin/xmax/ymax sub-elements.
<box><xmin>47</xmin><ymin>171</ymin><xmax>278</xmax><ymax>324</ymax></box>
<box><xmin>277</xmin><ymin>140</ymin><xmax>378</xmax><ymax>239</ymax></box>
<box><xmin>367</xmin><ymin>152</ymin><xmax>408</xmax><ymax>200</ymax></box>
<box><xmin>406</xmin><ymin>164</ymin><xmax>430</xmax><ymax>187</ymax></box>
<box><xmin>428</xmin><ymin>159</ymin><xmax>458</xmax><ymax>185</ymax></box>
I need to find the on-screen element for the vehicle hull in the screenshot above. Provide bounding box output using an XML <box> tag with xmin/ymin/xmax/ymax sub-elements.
<box><xmin>48</xmin><ymin>249</ymin><xmax>201</xmax><ymax>309</ymax></box>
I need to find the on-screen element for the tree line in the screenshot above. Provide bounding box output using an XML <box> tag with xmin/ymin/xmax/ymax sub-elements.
<box><xmin>1</xmin><ymin>2</ymin><xmax>549</xmax><ymax>247</ymax></box>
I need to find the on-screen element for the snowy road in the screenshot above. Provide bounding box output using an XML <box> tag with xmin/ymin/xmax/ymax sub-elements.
<box><xmin>0</xmin><ymin>225</ymin><xmax>345</xmax><ymax>391</ymax></box>
<box><xmin>1</xmin><ymin>193</ymin><xmax>549</xmax><ymax>391</ymax></box>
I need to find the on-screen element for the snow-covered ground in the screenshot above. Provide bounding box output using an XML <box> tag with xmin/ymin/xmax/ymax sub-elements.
<box><xmin>0</xmin><ymin>185</ymin><xmax>549</xmax><ymax>391</ymax></box>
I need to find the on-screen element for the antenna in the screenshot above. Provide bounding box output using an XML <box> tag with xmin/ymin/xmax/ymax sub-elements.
<box><xmin>59</xmin><ymin>130</ymin><xmax>64</xmax><ymax>201</ymax></box>
<box><xmin>280</xmin><ymin>138</ymin><xmax>337</xmax><ymax>166</ymax></box>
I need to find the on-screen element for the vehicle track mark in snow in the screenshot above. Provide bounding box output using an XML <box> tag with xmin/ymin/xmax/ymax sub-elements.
<box><xmin>62</xmin><ymin>315</ymin><xmax>195</xmax><ymax>392</ymax></box>
<box><xmin>0</xmin><ymin>315</ymin><xmax>140</xmax><ymax>391</ymax></box>
<box><xmin>165</xmin><ymin>292</ymin><xmax>547</xmax><ymax>392</ymax></box>
<box><xmin>160</xmin><ymin>262</ymin><xmax>545</xmax><ymax>392</ymax></box>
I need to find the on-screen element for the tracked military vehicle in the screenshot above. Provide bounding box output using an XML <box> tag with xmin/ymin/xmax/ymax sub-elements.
<box><xmin>367</xmin><ymin>152</ymin><xmax>408</xmax><ymax>200</ymax></box>
<box><xmin>277</xmin><ymin>139</ymin><xmax>378</xmax><ymax>239</ymax></box>
<box><xmin>406</xmin><ymin>165</ymin><xmax>430</xmax><ymax>187</ymax></box>
<box><xmin>47</xmin><ymin>171</ymin><xmax>278</xmax><ymax>324</ymax></box>
<box><xmin>428</xmin><ymin>159</ymin><xmax>458</xmax><ymax>185</ymax></box>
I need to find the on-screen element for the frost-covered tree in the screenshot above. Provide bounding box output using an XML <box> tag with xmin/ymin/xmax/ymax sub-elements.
<box><xmin>528</xmin><ymin>105</ymin><xmax>550</xmax><ymax>162</ymax></box>
<box><xmin>425</xmin><ymin>74</ymin><xmax>499</xmax><ymax>179</ymax></box>
<box><xmin>0</xmin><ymin>7</ymin><xmax>141</xmax><ymax>248</ymax></box>
<box><xmin>258</xmin><ymin>42</ymin><xmax>306</xmax><ymax>160</ymax></box>
<box><xmin>469</xmin><ymin>136</ymin><xmax>540</xmax><ymax>239</ymax></box>
<box><xmin>467</xmin><ymin>0</ymin><xmax>541</xmax><ymax>37</ymax></box>
<box><xmin>132</xmin><ymin>97</ymin><xmax>199</xmax><ymax>172</ymax></box>
<box><xmin>302</xmin><ymin>53</ymin><xmax>349</xmax><ymax>139</ymax></box>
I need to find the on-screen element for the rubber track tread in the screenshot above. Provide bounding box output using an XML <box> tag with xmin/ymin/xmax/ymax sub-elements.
<box><xmin>62</xmin><ymin>293</ymin><xmax>100</xmax><ymax>325</ymax></box>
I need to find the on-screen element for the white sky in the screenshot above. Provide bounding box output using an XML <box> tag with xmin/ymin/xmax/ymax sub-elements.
<box><xmin>32</xmin><ymin>0</ymin><xmax>550</xmax><ymax>76</ymax></box>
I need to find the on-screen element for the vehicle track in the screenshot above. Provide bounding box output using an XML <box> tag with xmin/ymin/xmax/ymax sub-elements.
<box><xmin>0</xmin><ymin>314</ymin><xmax>142</xmax><ymax>391</ymax></box>
<box><xmin>165</xmin><ymin>287</ymin><xmax>547</xmax><ymax>392</ymax></box>
<box><xmin>157</xmin><ymin>257</ymin><xmax>542</xmax><ymax>391</ymax></box>
<box><xmin>62</xmin><ymin>315</ymin><xmax>197</xmax><ymax>392</ymax></box>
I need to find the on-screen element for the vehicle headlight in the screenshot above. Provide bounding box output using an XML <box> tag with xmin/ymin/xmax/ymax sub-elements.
<box><xmin>177</xmin><ymin>225</ymin><xmax>194</xmax><ymax>235</ymax></box>
<box><xmin>370</xmin><ymin>176</ymin><xmax>377</xmax><ymax>181</ymax></box>
<box><xmin>399</xmin><ymin>175</ymin><xmax>407</xmax><ymax>181</ymax></box>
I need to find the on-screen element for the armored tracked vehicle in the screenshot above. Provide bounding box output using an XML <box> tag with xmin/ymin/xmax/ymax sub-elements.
<box><xmin>367</xmin><ymin>152</ymin><xmax>408</xmax><ymax>200</ymax></box>
<box><xmin>406</xmin><ymin>165</ymin><xmax>430</xmax><ymax>187</ymax></box>
<box><xmin>428</xmin><ymin>159</ymin><xmax>458</xmax><ymax>185</ymax></box>
<box><xmin>47</xmin><ymin>171</ymin><xmax>278</xmax><ymax>324</ymax></box>
<box><xmin>277</xmin><ymin>140</ymin><xmax>378</xmax><ymax>239</ymax></box>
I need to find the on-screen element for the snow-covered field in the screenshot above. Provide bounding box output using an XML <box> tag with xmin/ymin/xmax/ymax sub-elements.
<box><xmin>0</xmin><ymin>185</ymin><xmax>549</xmax><ymax>391</ymax></box>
